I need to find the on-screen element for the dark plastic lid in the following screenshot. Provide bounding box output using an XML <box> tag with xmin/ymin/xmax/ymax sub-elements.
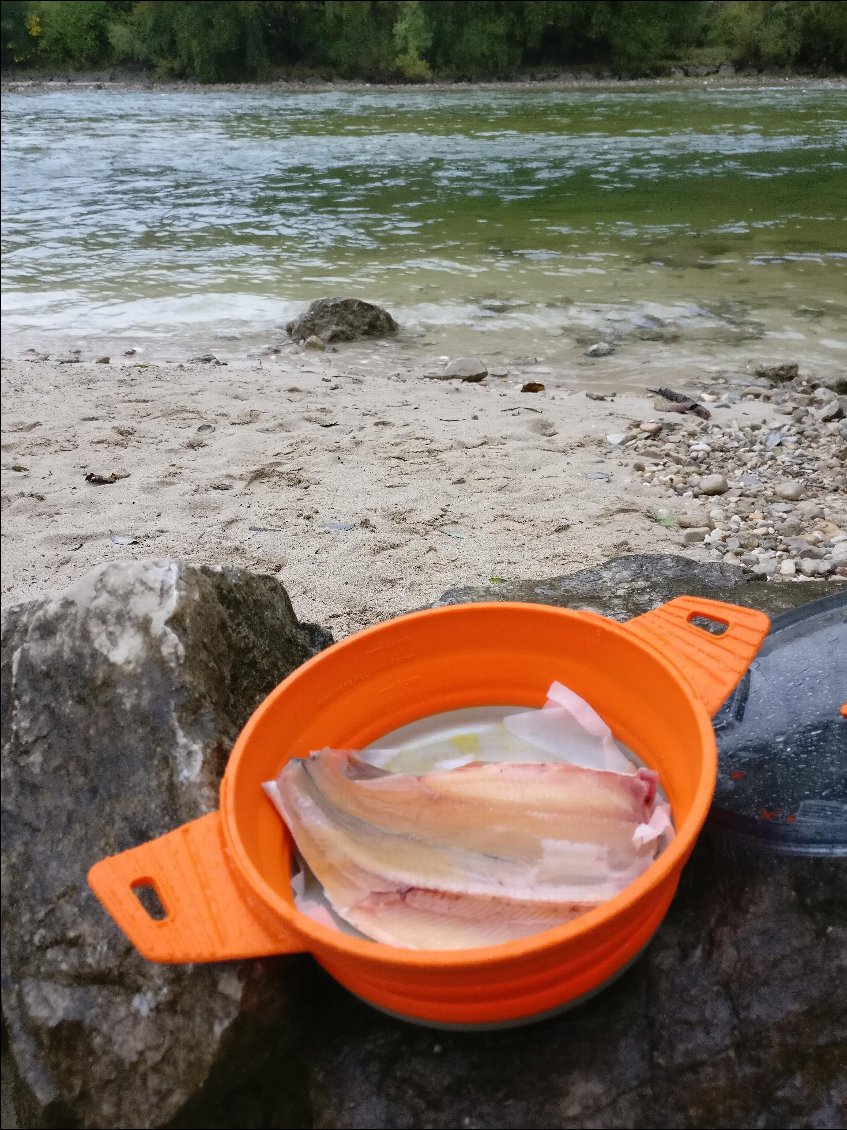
<box><xmin>710</xmin><ymin>591</ymin><xmax>847</xmax><ymax>856</ymax></box>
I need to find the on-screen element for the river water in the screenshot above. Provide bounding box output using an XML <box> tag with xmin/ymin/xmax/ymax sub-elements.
<box><xmin>2</xmin><ymin>83</ymin><xmax>846</xmax><ymax>370</ymax></box>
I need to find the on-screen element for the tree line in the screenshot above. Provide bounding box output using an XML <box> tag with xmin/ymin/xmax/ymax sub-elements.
<box><xmin>2</xmin><ymin>1</ymin><xmax>845</xmax><ymax>82</ymax></box>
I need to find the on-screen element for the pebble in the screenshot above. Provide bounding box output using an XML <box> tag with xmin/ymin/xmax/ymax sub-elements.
<box><xmin>682</xmin><ymin>527</ymin><xmax>710</xmax><ymax>545</ymax></box>
<box><xmin>585</xmin><ymin>341</ymin><xmax>615</xmax><ymax>357</ymax></box>
<box><xmin>700</xmin><ymin>474</ymin><xmax>730</xmax><ymax>496</ymax></box>
<box><xmin>799</xmin><ymin>544</ymin><xmax>827</xmax><ymax>560</ymax></box>
<box><xmin>813</xmin><ymin>386</ymin><xmax>837</xmax><ymax>402</ymax></box>
<box><xmin>639</xmin><ymin>421</ymin><xmax>662</xmax><ymax>437</ymax></box>
<box><xmin>751</xmin><ymin>558</ymin><xmax>778</xmax><ymax>577</ymax></box>
<box><xmin>798</xmin><ymin>558</ymin><xmax>829</xmax><ymax>577</ymax></box>
<box><xmin>626</xmin><ymin>370</ymin><xmax>843</xmax><ymax>582</ymax></box>
<box><xmin>779</xmin><ymin>517</ymin><xmax>803</xmax><ymax>536</ymax></box>
<box><xmin>303</xmin><ymin>335</ymin><xmax>325</xmax><ymax>351</ymax></box>
<box><xmin>676</xmin><ymin>510</ymin><xmax>710</xmax><ymax>528</ymax></box>
<box><xmin>441</xmin><ymin>357</ymin><xmax>488</xmax><ymax>380</ymax></box>
<box><xmin>816</xmin><ymin>400</ymin><xmax>844</xmax><ymax>422</ymax></box>
<box><xmin>775</xmin><ymin>482</ymin><xmax>804</xmax><ymax>501</ymax></box>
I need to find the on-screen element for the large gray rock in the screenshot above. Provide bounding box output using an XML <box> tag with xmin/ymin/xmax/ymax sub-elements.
<box><xmin>297</xmin><ymin>845</ymin><xmax>845</xmax><ymax>1129</ymax></box>
<box><xmin>434</xmin><ymin>552</ymin><xmax>843</xmax><ymax>621</ymax></box>
<box><xmin>285</xmin><ymin>298</ymin><xmax>397</xmax><ymax>343</ymax></box>
<box><xmin>1</xmin><ymin>560</ymin><xmax>331</xmax><ymax>1129</ymax></box>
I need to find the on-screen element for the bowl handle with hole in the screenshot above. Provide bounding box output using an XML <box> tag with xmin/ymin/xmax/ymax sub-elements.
<box><xmin>623</xmin><ymin>596</ymin><xmax>770</xmax><ymax>716</ymax></box>
<box><xmin>88</xmin><ymin>811</ymin><xmax>304</xmax><ymax>962</ymax></box>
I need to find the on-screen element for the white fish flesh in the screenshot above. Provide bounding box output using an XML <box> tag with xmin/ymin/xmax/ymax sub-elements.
<box><xmin>264</xmin><ymin>752</ymin><xmax>669</xmax><ymax>949</ymax></box>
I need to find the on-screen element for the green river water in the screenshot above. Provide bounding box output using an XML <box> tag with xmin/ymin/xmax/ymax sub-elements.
<box><xmin>2</xmin><ymin>83</ymin><xmax>845</xmax><ymax>370</ymax></box>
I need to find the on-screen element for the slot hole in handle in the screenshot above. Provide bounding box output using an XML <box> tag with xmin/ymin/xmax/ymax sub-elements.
<box><xmin>687</xmin><ymin>613</ymin><xmax>729</xmax><ymax>637</ymax></box>
<box><xmin>131</xmin><ymin>879</ymin><xmax>169</xmax><ymax>921</ymax></box>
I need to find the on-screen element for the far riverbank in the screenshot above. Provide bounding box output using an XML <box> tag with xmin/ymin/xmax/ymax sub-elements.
<box><xmin>4</xmin><ymin>72</ymin><xmax>847</xmax><ymax>95</ymax></box>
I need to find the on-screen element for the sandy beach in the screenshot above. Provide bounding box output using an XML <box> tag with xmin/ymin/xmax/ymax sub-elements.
<box><xmin>3</xmin><ymin>338</ymin><xmax>843</xmax><ymax>635</ymax></box>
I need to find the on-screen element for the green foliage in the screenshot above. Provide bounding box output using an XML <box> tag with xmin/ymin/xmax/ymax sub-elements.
<box><xmin>1</xmin><ymin>0</ymin><xmax>845</xmax><ymax>79</ymax></box>
<box><xmin>798</xmin><ymin>0</ymin><xmax>847</xmax><ymax>70</ymax></box>
<box><xmin>711</xmin><ymin>0</ymin><xmax>847</xmax><ymax>69</ymax></box>
<box><xmin>589</xmin><ymin>1</ymin><xmax>708</xmax><ymax>74</ymax></box>
<box><xmin>426</xmin><ymin>1</ymin><xmax>525</xmax><ymax>78</ymax></box>
<box><xmin>393</xmin><ymin>0</ymin><xmax>431</xmax><ymax>79</ymax></box>
<box><xmin>518</xmin><ymin>1</ymin><xmax>597</xmax><ymax>67</ymax></box>
<box><xmin>106</xmin><ymin>14</ymin><xmax>145</xmax><ymax>66</ymax></box>
<box><xmin>31</xmin><ymin>0</ymin><xmax>111</xmax><ymax>68</ymax></box>
<box><xmin>322</xmin><ymin>1</ymin><xmax>398</xmax><ymax>79</ymax></box>
<box><xmin>134</xmin><ymin>0</ymin><xmax>267</xmax><ymax>81</ymax></box>
<box><xmin>1</xmin><ymin>0</ymin><xmax>34</xmax><ymax>65</ymax></box>
<box><xmin>714</xmin><ymin>1</ymin><xmax>786</xmax><ymax>66</ymax></box>
<box><xmin>259</xmin><ymin>1</ymin><xmax>325</xmax><ymax>67</ymax></box>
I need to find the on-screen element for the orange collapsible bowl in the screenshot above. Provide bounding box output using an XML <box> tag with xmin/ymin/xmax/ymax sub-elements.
<box><xmin>89</xmin><ymin>597</ymin><xmax>770</xmax><ymax>1027</ymax></box>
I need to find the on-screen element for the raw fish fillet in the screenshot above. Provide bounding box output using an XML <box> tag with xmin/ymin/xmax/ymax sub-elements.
<box><xmin>264</xmin><ymin>753</ymin><xmax>666</xmax><ymax>949</ymax></box>
<box><xmin>342</xmin><ymin>888</ymin><xmax>587</xmax><ymax>950</ymax></box>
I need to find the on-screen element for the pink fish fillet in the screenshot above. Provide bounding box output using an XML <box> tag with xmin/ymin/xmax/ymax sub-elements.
<box><xmin>264</xmin><ymin>752</ymin><xmax>667</xmax><ymax>949</ymax></box>
<box><xmin>344</xmin><ymin>887</ymin><xmax>588</xmax><ymax>950</ymax></box>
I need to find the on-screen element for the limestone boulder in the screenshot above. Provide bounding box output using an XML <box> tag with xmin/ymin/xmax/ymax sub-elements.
<box><xmin>1</xmin><ymin>560</ymin><xmax>331</xmax><ymax>1129</ymax></box>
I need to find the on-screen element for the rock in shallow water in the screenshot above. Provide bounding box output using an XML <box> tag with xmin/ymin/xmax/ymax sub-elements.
<box><xmin>755</xmin><ymin>362</ymin><xmax>799</xmax><ymax>383</ymax></box>
<box><xmin>1</xmin><ymin>560</ymin><xmax>331</xmax><ymax>1130</ymax></box>
<box><xmin>285</xmin><ymin>297</ymin><xmax>397</xmax><ymax>343</ymax></box>
<box><xmin>585</xmin><ymin>341</ymin><xmax>616</xmax><ymax>357</ymax></box>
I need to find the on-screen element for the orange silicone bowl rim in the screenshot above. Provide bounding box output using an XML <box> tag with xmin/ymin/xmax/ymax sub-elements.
<box><xmin>219</xmin><ymin>602</ymin><xmax>718</xmax><ymax>971</ymax></box>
